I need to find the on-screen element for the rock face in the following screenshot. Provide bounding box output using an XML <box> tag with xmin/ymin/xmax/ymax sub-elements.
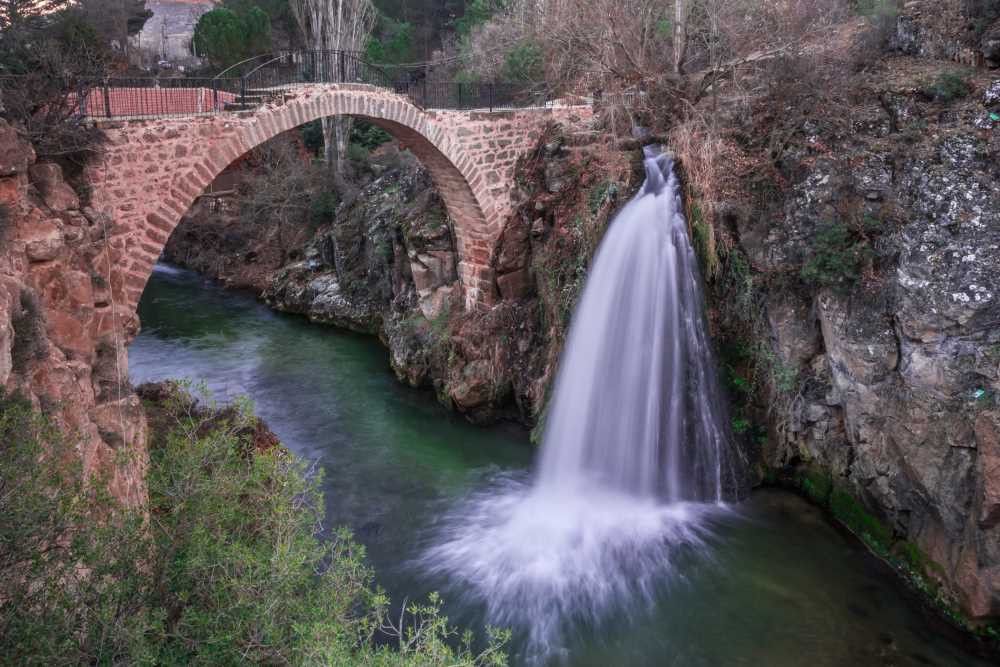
<box><xmin>0</xmin><ymin>119</ymin><xmax>146</xmax><ymax>507</ymax></box>
<box><xmin>723</xmin><ymin>62</ymin><xmax>1000</xmax><ymax>619</ymax></box>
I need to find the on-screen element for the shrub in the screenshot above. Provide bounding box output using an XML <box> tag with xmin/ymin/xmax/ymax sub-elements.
<box><xmin>922</xmin><ymin>70</ymin><xmax>972</xmax><ymax>102</ymax></box>
<box><xmin>963</xmin><ymin>0</ymin><xmax>1000</xmax><ymax>38</ymax></box>
<box><xmin>0</xmin><ymin>389</ymin><xmax>152</xmax><ymax>664</ymax></box>
<box><xmin>351</xmin><ymin>120</ymin><xmax>393</xmax><ymax>150</ymax></box>
<box><xmin>347</xmin><ymin>141</ymin><xmax>370</xmax><ymax>165</ymax></box>
<box><xmin>0</xmin><ymin>385</ymin><xmax>509</xmax><ymax>665</ymax></box>
<box><xmin>309</xmin><ymin>190</ymin><xmax>339</xmax><ymax>227</ymax></box>
<box><xmin>800</xmin><ymin>220</ymin><xmax>873</xmax><ymax>289</ymax></box>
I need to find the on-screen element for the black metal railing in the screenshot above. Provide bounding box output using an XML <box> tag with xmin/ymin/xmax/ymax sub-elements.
<box><xmin>1</xmin><ymin>51</ymin><xmax>553</xmax><ymax>121</ymax></box>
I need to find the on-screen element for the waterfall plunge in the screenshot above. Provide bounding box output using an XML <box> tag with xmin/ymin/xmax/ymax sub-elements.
<box><xmin>536</xmin><ymin>147</ymin><xmax>745</xmax><ymax>502</ymax></box>
<box><xmin>421</xmin><ymin>148</ymin><xmax>747</xmax><ymax>659</ymax></box>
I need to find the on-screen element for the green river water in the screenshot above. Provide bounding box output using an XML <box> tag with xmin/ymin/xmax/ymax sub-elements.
<box><xmin>128</xmin><ymin>264</ymin><xmax>992</xmax><ymax>667</ymax></box>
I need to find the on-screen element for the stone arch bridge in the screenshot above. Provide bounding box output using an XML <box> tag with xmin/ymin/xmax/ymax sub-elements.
<box><xmin>86</xmin><ymin>83</ymin><xmax>593</xmax><ymax>326</ymax></box>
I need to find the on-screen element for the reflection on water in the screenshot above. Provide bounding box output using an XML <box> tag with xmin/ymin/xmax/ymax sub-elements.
<box><xmin>130</xmin><ymin>265</ymin><xmax>988</xmax><ymax>667</ymax></box>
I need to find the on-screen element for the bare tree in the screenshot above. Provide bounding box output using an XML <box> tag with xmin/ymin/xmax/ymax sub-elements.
<box><xmin>289</xmin><ymin>0</ymin><xmax>376</xmax><ymax>171</ymax></box>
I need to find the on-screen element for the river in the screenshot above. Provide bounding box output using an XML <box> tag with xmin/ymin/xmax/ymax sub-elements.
<box><xmin>129</xmin><ymin>264</ymin><xmax>990</xmax><ymax>667</ymax></box>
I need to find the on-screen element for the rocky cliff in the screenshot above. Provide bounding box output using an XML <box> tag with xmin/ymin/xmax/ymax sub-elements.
<box><xmin>0</xmin><ymin>120</ymin><xmax>146</xmax><ymax>506</ymax></box>
<box><xmin>710</xmin><ymin>57</ymin><xmax>1000</xmax><ymax>621</ymax></box>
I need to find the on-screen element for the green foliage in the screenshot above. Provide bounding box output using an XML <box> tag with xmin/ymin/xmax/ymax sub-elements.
<box><xmin>502</xmin><ymin>40</ymin><xmax>544</xmax><ymax>82</ymax></box>
<box><xmin>192</xmin><ymin>7</ymin><xmax>272</xmax><ymax>70</ymax></box>
<box><xmin>222</xmin><ymin>0</ymin><xmax>295</xmax><ymax>44</ymax></box>
<box><xmin>309</xmin><ymin>190</ymin><xmax>339</xmax><ymax>227</ymax></box>
<box><xmin>0</xmin><ymin>385</ymin><xmax>509</xmax><ymax>666</ymax></box>
<box><xmin>799</xmin><ymin>467</ymin><xmax>833</xmax><ymax>506</ymax></box>
<box><xmin>587</xmin><ymin>179</ymin><xmax>618</xmax><ymax>215</ymax></box>
<box><xmin>347</xmin><ymin>142</ymin><xmax>370</xmax><ymax>165</ymax></box>
<box><xmin>800</xmin><ymin>219</ymin><xmax>872</xmax><ymax>289</ymax></box>
<box><xmin>0</xmin><ymin>389</ymin><xmax>151</xmax><ymax>664</ymax></box>
<box><xmin>454</xmin><ymin>0</ymin><xmax>496</xmax><ymax>37</ymax></box>
<box><xmin>352</xmin><ymin>120</ymin><xmax>393</xmax><ymax>150</ymax></box>
<box><xmin>731</xmin><ymin>418</ymin><xmax>751</xmax><ymax>434</ymax></box>
<box><xmin>922</xmin><ymin>70</ymin><xmax>973</xmax><ymax>103</ymax></box>
<box><xmin>300</xmin><ymin>120</ymin><xmax>324</xmax><ymax>156</ymax></box>
<box><xmin>689</xmin><ymin>201</ymin><xmax>719</xmax><ymax>278</ymax></box>
<box><xmin>366</xmin><ymin>12</ymin><xmax>414</xmax><ymax>65</ymax></box>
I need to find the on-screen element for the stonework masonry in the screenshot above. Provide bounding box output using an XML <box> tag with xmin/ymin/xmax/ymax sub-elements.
<box><xmin>86</xmin><ymin>84</ymin><xmax>593</xmax><ymax>321</ymax></box>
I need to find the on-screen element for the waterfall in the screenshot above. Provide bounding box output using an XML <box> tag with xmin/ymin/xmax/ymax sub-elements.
<box><xmin>421</xmin><ymin>148</ymin><xmax>747</xmax><ymax>659</ymax></box>
<box><xmin>536</xmin><ymin>146</ymin><xmax>745</xmax><ymax>502</ymax></box>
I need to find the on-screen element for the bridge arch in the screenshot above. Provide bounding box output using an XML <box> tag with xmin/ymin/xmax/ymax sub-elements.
<box><xmin>85</xmin><ymin>84</ymin><xmax>592</xmax><ymax>336</ymax></box>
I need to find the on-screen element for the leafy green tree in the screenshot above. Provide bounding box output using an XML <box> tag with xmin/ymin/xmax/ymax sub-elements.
<box><xmin>454</xmin><ymin>0</ymin><xmax>496</xmax><ymax>37</ymax></box>
<box><xmin>224</xmin><ymin>0</ymin><xmax>299</xmax><ymax>48</ymax></box>
<box><xmin>502</xmin><ymin>40</ymin><xmax>542</xmax><ymax>82</ymax></box>
<box><xmin>366</xmin><ymin>12</ymin><xmax>414</xmax><ymax>64</ymax></box>
<box><xmin>192</xmin><ymin>7</ymin><xmax>272</xmax><ymax>69</ymax></box>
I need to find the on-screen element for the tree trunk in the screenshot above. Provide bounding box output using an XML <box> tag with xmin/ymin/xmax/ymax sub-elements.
<box><xmin>321</xmin><ymin>116</ymin><xmax>335</xmax><ymax>166</ymax></box>
<box><xmin>334</xmin><ymin>116</ymin><xmax>352</xmax><ymax>175</ymax></box>
<box><xmin>673</xmin><ymin>0</ymin><xmax>689</xmax><ymax>75</ymax></box>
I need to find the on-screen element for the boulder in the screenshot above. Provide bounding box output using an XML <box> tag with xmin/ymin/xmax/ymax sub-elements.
<box><xmin>29</xmin><ymin>163</ymin><xmax>80</xmax><ymax>212</ymax></box>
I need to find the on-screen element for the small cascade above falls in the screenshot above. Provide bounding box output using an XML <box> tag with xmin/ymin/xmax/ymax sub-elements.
<box><xmin>536</xmin><ymin>146</ymin><xmax>747</xmax><ymax>502</ymax></box>
<box><xmin>421</xmin><ymin>147</ymin><xmax>749</xmax><ymax>659</ymax></box>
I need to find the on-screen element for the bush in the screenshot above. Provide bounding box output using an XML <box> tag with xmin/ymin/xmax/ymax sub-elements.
<box><xmin>351</xmin><ymin>120</ymin><xmax>393</xmax><ymax>150</ymax></box>
<box><xmin>347</xmin><ymin>141</ymin><xmax>370</xmax><ymax>165</ymax></box>
<box><xmin>800</xmin><ymin>220</ymin><xmax>873</xmax><ymax>289</ymax></box>
<box><xmin>922</xmin><ymin>70</ymin><xmax>972</xmax><ymax>102</ymax></box>
<box><xmin>0</xmin><ymin>389</ymin><xmax>151</xmax><ymax>664</ymax></box>
<box><xmin>310</xmin><ymin>190</ymin><xmax>339</xmax><ymax>227</ymax></box>
<box><xmin>0</xmin><ymin>384</ymin><xmax>509</xmax><ymax>665</ymax></box>
<box><xmin>963</xmin><ymin>0</ymin><xmax>1000</xmax><ymax>38</ymax></box>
